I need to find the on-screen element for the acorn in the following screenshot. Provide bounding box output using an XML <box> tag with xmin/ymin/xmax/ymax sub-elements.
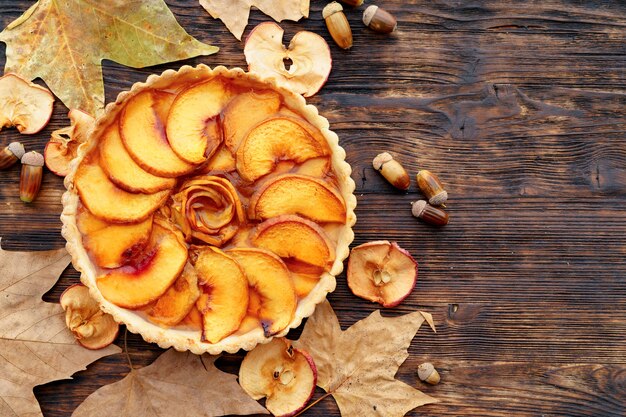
<box><xmin>20</xmin><ymin>151</ymin><xmax>44</xmax><ymax>203</ymax></box>
<box><xmin>417</xmin><ymin>362</ymin><xmax>440</xmax><ymax>385</ymax></box>
<box><xmin>0</xmin><ymin>142</ymin><xmax>25</xmax><ymax>170</ymax></box>
<box><xmin>416</xmin><ymin>170</ymin><xmax>448</xmax><ymax>206</ymax></box>
<box><xmin>411</xmin><ymin>200</ymin><xmax>449</xmax><ymax>226</ymax></box>
<box><xmin>323</xmin><ymin>2</ymin><xmax>353</xmax><ymax>49</ymax></box>
<box><xmin>372</xmin><ymin>152</ymin><xmax>410</xmax><ymax>190</ymax></box>
<box><xmin>363</xmin><ymin>5</ymin><xmax>397</xmax><ymax>34</ymax></box>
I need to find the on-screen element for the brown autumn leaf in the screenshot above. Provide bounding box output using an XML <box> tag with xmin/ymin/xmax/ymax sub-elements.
<box><xmin>73</xmin><ymin>348</ymin><xmax>269</xmax><ymax>417</ymax></box>
<box><xmin>199</xmin><ymin>0</ymin><xmax>309</xmax><ymax>40</ymax></box>
<box><xmin>292</xmin><ymin>301</ymin><xmax>438</xmax><ymax>416</ymax></box>
<box><xmin>0</xmin><ymin>0</ymin><xmax>218</xmax><ymax>116</ymax></box>
<box><xmin>0</xmin><ymin>239</ymin><xmax>121</xmax><ymax>417</ymax></box>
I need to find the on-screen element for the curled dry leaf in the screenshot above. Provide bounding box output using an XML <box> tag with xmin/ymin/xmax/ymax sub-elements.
<box><xmin>45</xmin><ymin>109</ymin><xmax>96</xmax><ymax>177</ymax></box>
<box><xmin>0</xmin><ymin>0</ymin><xmax>218</xmax><ymax>116</ymax></box>
<box><xmin>200</xmin><ymin>0</ymin><xmax>310</xmax><ymax>40</ymax></box>
<box><xmin>0</xmin><ymin>73</ymin><xmax>54</xmax><ymax>134</ymax></box>
<box><xmin>60</xmin><ymin>284</ymin><xmax>119</xmax><ymax>350</ymax></box>
<box><xmin>292</xmin><ymin>300</ymin><xmax>437</xmax><ymax>417</ymax></box>
<box><xmin>245</xmin><ymin>22</ymin><xmax>332</xmax><ymax>97</ymax></box>
<box><xmin>0</xmin><ymin>239</ymin><xmax>120</xmax><ymax>417</ymax></box>
<box><xmin>72</xmin><ymin>349</ymin><xmax>269</xmax><ymax>417</ymax></box>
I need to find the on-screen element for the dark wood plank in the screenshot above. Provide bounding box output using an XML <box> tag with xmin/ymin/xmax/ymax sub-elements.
<box><xmin>1</xmin><ymin>0</ymin><xmax>625</xmax><ymax>416</ymax></box>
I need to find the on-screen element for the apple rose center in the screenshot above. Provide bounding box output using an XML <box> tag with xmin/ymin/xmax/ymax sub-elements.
<box><xmin>170</xmin><ymin>175</ymin><xmax>245</xmax><ymax>246</ymax></box>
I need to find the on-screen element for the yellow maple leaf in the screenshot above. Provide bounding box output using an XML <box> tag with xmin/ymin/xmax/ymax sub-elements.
<box><xmin>0</xmin><ymin>0</ymin><xmax>218</xmax><ymax>116</ymax></box>
<box><xmin>293</xmin><ymin>301</ymin><xmax>438</xmax><ymax>416</ymax></box>
<box><xmin>199</xmin><ymin>0</ymin><xmax>309</xmax><ymax>40</ymax></box>
<box><xmin>0</xmin><ymin>239</ymin><xmax>120</xmax><ymax>417</ymax></box>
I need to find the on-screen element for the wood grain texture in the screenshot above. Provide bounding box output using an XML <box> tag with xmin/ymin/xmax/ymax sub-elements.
<box><xmin>1</xmin><ymin>0</ymin><xmax>625</xmax><ymax>416</ymax></box>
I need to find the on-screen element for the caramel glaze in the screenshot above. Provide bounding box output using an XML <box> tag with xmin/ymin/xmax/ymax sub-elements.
<box><xmin>80</xmin><ymin>76</ymin><xmax>345</xmax><ymax>333</ymax></box>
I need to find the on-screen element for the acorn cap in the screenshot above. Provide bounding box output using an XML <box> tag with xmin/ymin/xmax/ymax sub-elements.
<box><xmin>323</xmin><ymin>2</ymin><xmax>343</xmax><ymax>19</ymax></box>
<box><xmin>429</xmin><ymin>190</ymin><xmax>448</xmax><ymax>206</ymax></box>
<box><xmin>362</xmin><ymin>5</ymin><xmax>378</xmax><ymax>26</ymax></box>
<box><xmin>372</xmin><ymin>152</ymin><xmax>393</xmax><ymax>170</ymax></box>
<box><xmin>411</xmin><ymin>200</ymin><xmax>427</xmax><ymax>218</ymax></box>
<box><xmin>8</xmin><ymin>142</ymin><xmax>25</xmax><ymax>159</ymax></box>
<box><xmin>21</xmin><ymin>151</ymin><xmax>44</xmax><ymax>167</ymax></box>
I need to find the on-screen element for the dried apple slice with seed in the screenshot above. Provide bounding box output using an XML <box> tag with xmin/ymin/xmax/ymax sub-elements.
<box><xmin>60</xmin><ymin>284</ymin><xmax>119</xmax><ymax>350</ymax></box>
<box><xmin>347</xmin><ymin>240</ymin><xmax>418</xmax><ymax>307</ymax></box>
<box><xmin>244</xmin><ymin>22</ymin><xmax>332</xmax><ymax>97</ymax></box>
<box><xmin>239</xmin><ymin>338</ymin><xmax>317</xmax><ymax>417</ymax></box>
<box><xmin>0</xmin><ymin>73</ymin><xmax>54</xmax><ymax>134</ymax></box>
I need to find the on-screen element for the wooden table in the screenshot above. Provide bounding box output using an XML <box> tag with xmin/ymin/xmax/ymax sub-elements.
<box><xmin>1</xmin><ymin>1</ymin><xmax>625</xmax><ymax>416</ymax></box>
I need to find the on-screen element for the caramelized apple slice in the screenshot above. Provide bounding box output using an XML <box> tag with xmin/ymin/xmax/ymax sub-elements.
<box><xmin>120</xmin><ymin>90</ymin><xmax>195</xmax><ymax>177</ymax></box>
<box><xmin>249</xmin><ymin>174</ymin><xmax>346</xmax><ymax>223</ymax></box>
<box><xmin>99</xmin><ymin>123</ymin><xmax>175</xmax><ymax>193</ymax></box>
<box><xmin>252</xmin><ymin>215</ymin><xmax>336</xmax><ymax>270</ymax></box>
<box><xmin>239</xmin><ymin>338</ymin><xmax>317</xmax><ymax>417</ymax></box>
<box><xmin>347</xmin><ymin>241</ymin><xmax>418</xmax><ymax>308</ymax></box>
<box><xmin>236</xmin><ymin>117</ymin><xmax>330</xmax><ymax>182</ymax></box>
<box><xmin>148</xmin><ymin>263</ymin><xmax>200</xmax><ymax>327</ymax></box>
<box><xmin>227</xmin><ymin>248</ymin><xmax>296</xmax><ymax>337</ymax></box>
<box><xmin>194</xmin><ymin>247</ymin><xmax>249</xmax><ymax>343</ymax></box>
<box><xmin>77</xmin><ymin>207</ymin><xmax>153</xmax><ymax>268</ymax></box>
<box><xmin>292</xmin><ymin>273</ymin><xmax>320</xmax><ymax>298</ymax></box>
<box><xmin>223</xmin><ymin>90</ymin><xmax>281</xmax><ymax>152</ymax></box>
<box><xmin>75</xmin><ymin>154</ymin><xmax>169</xmax><ymax>223</ymax></box>
<box><xmin>166</xmin><ymin>79</ymin><xmax>230</xmax><ymax>164</ymax></box>
<box><xmin>96</xmin><ymin>220</ymin><xmax>188</xmax><ymax>309</ymax></box>
<box><xmin>199</xmin><ymin>144</ymin><xmax>236</xmax><ymax>173</ymax></box>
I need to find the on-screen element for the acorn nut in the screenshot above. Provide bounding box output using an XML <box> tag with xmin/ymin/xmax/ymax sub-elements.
<box><xmin>20</xmin><ymin>151</ymin><xmax>44</xmax><ymax>203</ymax></box>
<box><xmin>411</xmin><ymin>200</ymin><xmax>449</xmax><ymax>226</ymax></box>
<box><xmin>373</xmin><ymin>152</ymin><xmax>410</xmax><ymax>190</ymax></box>
<box><xmin>416</xmin><ymin>170</ymin><xmax>448</xmax><ymax>206</ymax></box>
<box><xmin>363</xmin><ymin>5</ymin><xmax>397</xmax><ymax>33</ymax></box>
<box><xmin>418</xmin><ymin>362</ymin><xmax>440</xmax><ymax>385</ymax></box>
<box><xmin>0</xmin><ymin>142</ymin><xmax>25</xmax><ymax>170</ymax></box>
<box><xmin>323</xmin><ymin>2</ymin><xmax>353</xmax><ymax>50</ymax></box>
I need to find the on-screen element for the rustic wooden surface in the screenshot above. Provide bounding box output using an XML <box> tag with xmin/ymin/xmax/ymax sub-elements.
<box><xmin>1</xmin><ymin>0</ymin><xmax>625</xmax><ymax>416</ymax></box>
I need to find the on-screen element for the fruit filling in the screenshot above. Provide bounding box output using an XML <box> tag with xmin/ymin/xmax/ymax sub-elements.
<box><xmin>74</xmin><ymin>75</ymin><xmax>348</xmax><ymax>343</ymax></box>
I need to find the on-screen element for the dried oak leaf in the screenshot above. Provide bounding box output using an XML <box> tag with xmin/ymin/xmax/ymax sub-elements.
<box><xmin>0</xmin><ymin>0</ymin><xmax>218</xmax><ymax>116</ymax></box>
<box><xmin>73</xmin><ymin>349</ymin><xmax>269</xmax><ymax>417</ymax></box>
<box><xmin>0</xmin><ymin>239</ymin><xmax>121</xmax><ymax>417</ymax></box>
<box><xmin>199</xmin><ymin>0</ymin><xmax>309</xmax><ymax>40</ymax></box>
<box><xmin>292</xmin><ymin>301</ymin><xmax>438</xmax><ymax>416</ymax></box>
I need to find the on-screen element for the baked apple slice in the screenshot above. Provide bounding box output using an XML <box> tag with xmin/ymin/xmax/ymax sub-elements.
<box><xmin>193</xmin><ymin>247</ymin><xmax>249</xmax><ymax>343</ymax></box>
<box><xmin>148</xmin><ymin>263</ymin><xmax>200</xmax><ymax>327</ymax></box>
<box><xmin>227</xmin><ymin>248</ymin><xmax>297</xmax><ymax>337</ymax></box>
<box><xmin>99</xmin><ymin>123</ymin><xmax>175</xmax><ymax>193</ymax></box>
<box><xmin>120</xmin><ymin>90</ymin><xmax>195</xmax><ymax>177</ymax></box>
<box><xmin>347</xmin><ymin>241</ymin><xmax>418</xmax><ymax>307</ymax></box>
<box><xmin>223</xmin><ymin>90</ymin><xmax>281</xmax><ymax>152</ymax></box>
<box><xmin>74</xmin><ymin>154</ymin><xmax>169</xmax><ymax>223</ymax></box>
<box><xmin>249</xmin><ymin>174</ymin><xmax>346</xmax><ymax>223</ymax></box>
<box><xmin>76</xmin><ymin>206</ymin><xmax>153</xmax><ymax>269</ymax></box>
<box><xmin>96</xmin><ymin>220</ymin><xmax>188</xmax><ymax>309</ymax></box>
<box><xmin>166</xmin><ymin>78</ymin><xmax>230</xmax><ymax>164</ymax></box>
<box><xmin>239</xmin><ymin>338</ymin><xmax>317</xmax><ymax>417</ymax></box>
<box><xmin>236</xmin><ymin>116</ymin><xmax>331</xmax><ymax>182</ymax></box>
<box><xmin>199</xmin><ymin>144</ymin><xmax>236</xmax><ymax>173</ymax></box>
<box><xmin>252</xmin><ymin>215</ymin><xmax>335</xmax><ymax>270</ymax></box>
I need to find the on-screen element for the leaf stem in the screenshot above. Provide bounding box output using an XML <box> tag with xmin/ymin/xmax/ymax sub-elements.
<box><xmin>123</xmin><ymin>328</ymin><xmax>133</xmax><ymax>371</ymax></box>
<box><xmin>293</xmin><ymin>391</ymin><xmax>333</xmax><ymax>416</ymax></box>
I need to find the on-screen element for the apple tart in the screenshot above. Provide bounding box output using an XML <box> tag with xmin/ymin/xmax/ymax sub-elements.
<box><xmin>61</xmin><ymin>65</ymin><xmax>356</xmax><ymax>354</ymax></box>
